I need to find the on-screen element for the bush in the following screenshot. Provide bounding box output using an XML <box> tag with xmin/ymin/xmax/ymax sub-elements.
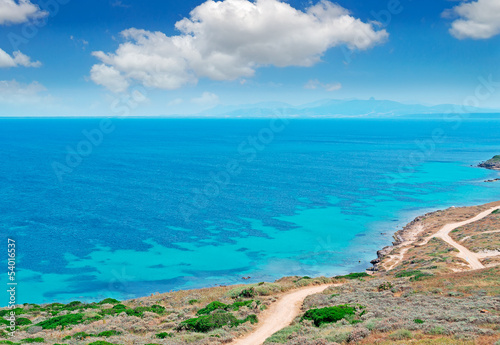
<box><xmin>112</xmin><ymin>304</ymin><xmax>127</xmax><ymax>310</ymax></box>
<box><xmin>155</xmin><ymin>332</ymin><xmax>173</xmax><ymax>339</ymax></box>
<box><xmin>99</xmin><ymin>298</ymin><xmax>120</xmax><ymax>305</ymax></box>
<box><xmin>87</xmin><ymin>342</ymin><xmax>116</xmax><ymax>345</ymax></box>
<box><xmin>334</xmin><ymin>272</ymin><xmax>370</xmax><ymax>280</ymax></box>
<box><xmin>36</xmin><ymin>313</ymin><xmax>84</xmax><ymax>329</ymax></box>
<box><xmin>414</xmin><ymin>319</ymin><xmax>424</xmax><ymax>324</ymax></box>
<box><xmin>97</xmin><ymin>330</ymin><xmax>121</xmax><ymax>337</ymax></box>
<box><xmin>238</xmin><ymin>288</ymin><xmax>256</xmax><ymax>298</ymax></box>
<box><xmin>179</xmin><ymin>311</ymin><xmax>257</xmax><ymax>333</ymax></box>
<box><xmin>179</xmin><ymin>312</ymin><xmax>240</xmax><ymax>332</ymax></box>
<box><xmin>73</xmin><ymin>332</ymin><xmax>93</xmax><ymax>340</ymax></box>
<box><xmin>302</xmin><ymin>305</ymin><xmax>356</xmax><ymax>326</ymax></box>
<box><xmin>197</xmin><ymin>301</ymin><xmax>228</xmax><ymax>315</ymax></box>
<box><xmin>21</xmin><ymin>338</ymin><xmax>45</xmax><ymax>343</ymax></box>
<box><xmin>188</xmin><ymin>299</ymin><xmax>199</xmax><ymax>305</ymax></box>
<box><xmin>231</xmin><ymin>300</ymin><xmax>253</xmax><ymax>311</ymax></box>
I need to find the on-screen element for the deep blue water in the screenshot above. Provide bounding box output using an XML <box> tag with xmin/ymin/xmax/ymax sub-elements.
<box><xmin>1</xmin><ymin>118</ymin><xmax>500</xmax><ymax>305</ymax></box>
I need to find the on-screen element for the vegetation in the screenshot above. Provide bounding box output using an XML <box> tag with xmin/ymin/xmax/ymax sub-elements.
<box><xmin>334</xmin><ymin>272</ymin><xmax>370</xmax><ymax>280</ymax></box>
<box><xmin>178</xmin><ymin>311</ymin><xmax>257</xmax><ymax>332</ymax></box>
<box><xmin>302</xmin><ymin>305</ymin><xmax>357</xmax><ymax>326</ymax></box>
<box><xmin>35</xmin><ymin>313</ymin><xmax>84</xmax><ymax>329</ymax></box>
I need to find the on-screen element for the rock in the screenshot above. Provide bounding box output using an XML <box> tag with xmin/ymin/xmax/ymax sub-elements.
<box><xmin>478</xmin><ymin>155</ymin><xmax>500</xmax><ymax>170</ymax></box>
<box><xmin>27</xmin><ymin>326</ymin><xmax>43</xmax><ymax>334</ymax></box>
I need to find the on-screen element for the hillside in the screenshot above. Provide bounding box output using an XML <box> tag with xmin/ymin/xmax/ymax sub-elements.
<box><xmin>2</xmin><ymin>202</ymin><xmax>500</xmax><ymax>345</ymax></box>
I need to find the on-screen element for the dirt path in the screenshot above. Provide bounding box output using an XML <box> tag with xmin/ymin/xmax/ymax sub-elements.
<box><xmin>460</xmin><ymin>230</ymin><xmax>500</xmax><ymax>242</ymax></box>
<box><xmin>428</xmin><ymin>206</ymin><xmax>500</xmax><ymax>270</ymax></box>
<box><xmin>230</xmin><ymin>284</ymin><xmax>333</xmax><ymax>345</ymax></box>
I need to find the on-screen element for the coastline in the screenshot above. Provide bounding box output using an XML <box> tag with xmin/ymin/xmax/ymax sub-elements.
<box><xmin>368</xmin><ymin>200</ymin><xmax>500</xmax><ymax>273</ymax></box>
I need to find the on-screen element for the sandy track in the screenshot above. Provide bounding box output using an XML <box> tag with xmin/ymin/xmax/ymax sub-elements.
<box><xmin>428</xmin><ymin>206</ymin><xmax>500</xmax><ymax>270</ymax></box>
<box><xmin>230</xmin><ymin>284</ymin><xmax>332</xmax><ymax>345</ymax></box>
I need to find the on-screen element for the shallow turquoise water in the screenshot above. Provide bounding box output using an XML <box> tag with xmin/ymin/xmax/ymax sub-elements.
<box><xmin>1</xmin><ymin>118</ymin><xmax>499</xmax><ymax>305</ymax></box>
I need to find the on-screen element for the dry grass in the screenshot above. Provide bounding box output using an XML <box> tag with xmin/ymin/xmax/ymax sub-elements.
<box><xmin>449</xmin><ymin>213</ymin><xmax>500</xmax><ymax>253</ymax></box>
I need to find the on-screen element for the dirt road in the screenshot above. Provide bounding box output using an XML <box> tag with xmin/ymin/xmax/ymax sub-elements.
<box><xmin>430</xmin><ymin>206</ymin><xmax>500</xmax><ymax>270</ymax></box>
<box><xmin>230</xmin><ymin>284</ymin><xmax>332</xmax><ymax>345</ymax></box>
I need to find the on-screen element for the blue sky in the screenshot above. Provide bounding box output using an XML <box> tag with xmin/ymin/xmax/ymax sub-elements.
<box><xmin>0</xmin><ymin>0</ymin><xmax>499</xmax><ymax>116</ymax></box>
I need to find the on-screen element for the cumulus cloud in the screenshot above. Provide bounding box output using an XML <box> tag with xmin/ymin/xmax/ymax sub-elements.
<box><xmin>304</xmin><ymin>79</ymin><xmax>342</xmax><ymax>91</ymax></box>
<box><xmin>446</xmin><ymin>0</ymin><xmax>500</xmax><ymax>39</ymax></box>
<box><xmin>0</xmin><ymin>48</ymin><xmax>41</xmax><ymax>68</ymax></box>
<box><xmin>0</xmin><ymin>79</ymin><xmax>47</xmax><ymax>103</ymax></box>
<box><xmin>0</xmin><ymin>0</ymin><xmax>48</xmax><ymax>25</ymax></box>
<box><xmin>91</xmin><ymin>0</ymin><xmax>388</xmax><ymax>92</ymax></box>
<box><xmin>90</xmin><ymin>64</ymin><xmax>130</xmax><ymax>93</ymax></box>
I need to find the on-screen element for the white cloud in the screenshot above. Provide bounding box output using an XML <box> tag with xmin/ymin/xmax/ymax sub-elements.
<box><xmin>90</xmin><ymin>64</ymin><xmax>130</xmax><ymax>93</ymax></box>
<box><xmin>304</xmin><ymin>79</ymin><xmax>342</xmax><ymax>91</ymax></box>
<box><xmin>0</xmin><ymin>48</ymin><xmax>41</xmax><ymax>68</ymax></box>
<box><xmin>447</xmin><ymin>0</ymin><xmax>500</xmax><ymax>39</ymax></box>
<box><xmin>91</xmin><ymin>0</ymin><xmax>388</xmax><ymax>92</ymax></box>
<box><xmin>191</xmin><ymin>92</ymin><xmax>219</xmax><ymax>106</ymax></box>
<box><xmin>0</xmin><ymin>79</ymin><xmax>47</xmax><ymax>103</ymax></box>
<box><xmin>0</xmin><ymin>0</ymin><xmax>48</xmax><ymax>25</ymax></box>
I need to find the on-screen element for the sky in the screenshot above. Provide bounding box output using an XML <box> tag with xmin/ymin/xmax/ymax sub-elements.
<box><xmin>0</xmin><ymin>0</ymin><xmax>499</xmax><ymax>117</ymax></box>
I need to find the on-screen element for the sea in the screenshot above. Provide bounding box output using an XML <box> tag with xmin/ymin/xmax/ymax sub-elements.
<box><xmin>1</xmin><ymin>117</ymin><xmax>500</xmax><ymax>306</ymax></box>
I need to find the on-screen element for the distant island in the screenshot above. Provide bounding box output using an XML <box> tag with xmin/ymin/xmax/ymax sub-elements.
<box><xmin>479</xmin><ymin>155</ymin><xmax>500</xmax><ymax>170</ymax></box>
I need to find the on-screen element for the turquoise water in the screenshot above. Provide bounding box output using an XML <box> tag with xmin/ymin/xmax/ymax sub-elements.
<box><xmin>1</xmin><ymin>118</ymin><xmax>500</xmax><ymax>305</ymax></box>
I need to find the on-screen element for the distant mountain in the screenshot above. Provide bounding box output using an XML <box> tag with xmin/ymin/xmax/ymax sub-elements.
<box><xmin>193</xmin><ymin>99</ymin><xmax>499</xmax><ymax>118</ymax></box>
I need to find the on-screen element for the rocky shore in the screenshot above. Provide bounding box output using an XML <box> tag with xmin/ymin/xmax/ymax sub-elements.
<box><xmin>368</xmin><ymin>209</ymin><xmax>441</xmax><ymax>272</ymax></box>
<box><xmin>479</xmin><ymin>155</ymin><xmax>500</xmax><ymax>170</ymax></box>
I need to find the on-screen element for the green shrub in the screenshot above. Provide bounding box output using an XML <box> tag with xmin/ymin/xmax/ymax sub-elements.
<box><xmin>334</xmin><ymin>272</ymin><xmax>370</xmax><ymax>280</ymax></box>
<box><xmin>492</xmin><ymin>209</ymin><xmax>499</xmax><ymax>214</ymax></box>
<box><xmin>124</xmin><ymin>309</ymin><xmax>143</xmax><ymax>317</ymax></box>
<box><xmin>414</xmin><ymin>319</ymin><xmax>424</xmax><ymax>324</ymax></box>
<box><xmin>179</xmin><ymin>311</ymin><xmax>256</xmax><ymax>333</ymax></box>
<box><xmin>87</xmin><ymin>342</ymin><xmax>116</xmax><ymax>345</ymax></box>
<box><xmin>230</xmin><ymin>300</ymin><xmax>253</xmax><ymax>311</ymax></box>
<box><xmin>155</xmin><ymin>332</ymin><xmax>173</xmax><ymax>339</ymax></box>
<box><xmin>0</xmin><ymin>308</ymin><xmax>25</xmax><ymax>317</ymax></box>
<box><xmin>97</xmin><ymin>330</ymin><xmax>121</xmax><ymax>337</ymax></box>
<box><xmin>197</xmin><ymin>301</ymin><xmax>228</xmax><ymax>315</ymax></box>
<box><xmin>112</xmin><ymin>304</ymin><xmax>127</xmax><ymax>310</ymax></box>
<box><xmin>72</xmin><ymin>332</ymin><xmax>93</xmax><ymax>340</ymax></box>
<box><xmin>243</xmin><ymin>314</ymin><xmax>258</xmax><ymax>324</ymax></box>
<box><xmin>179</xmin><ymin>312</ymin><xmax>240</xmax><ymax>332</ymax></box>
<box><xmin>238</xmin><ymin>288</ymin><xmax>256</xmax><ymax>298</ymax></box>
<box><xmin>14</xmin><ymin>318</ymin><xmax>32</xmax><ymax>326</ymax></box>
<box><xmin>150</xmin><ymin>305</ymin><xmax>166</xmax><ymax>314</ymax></box>
<box><xmin>302</xmin><ymin>305</ymin><xmax>356</xmax><ymax>326</ymax></box>
<box><xmin>188</xmin><ymin>299</ymin><xmax>199</xmax><ymax>305</ymax></box>
<box><xmin>21</xmin><ymin>338</ymin><xmax>45</xmax><ymax>343</ymax></box>
<box><xmin>36</xmin><ymin>313</ymin><xmax>84</xmax><ymax>329</ymax></box>
<box><xmin>99</xmin><ymin>298</ymin><xmax>120</xmax><ymax>305</ymax></box>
